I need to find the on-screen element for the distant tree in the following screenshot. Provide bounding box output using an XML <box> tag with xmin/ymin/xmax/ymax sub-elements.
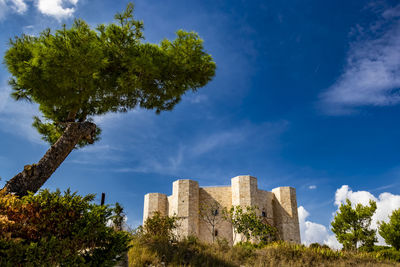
<box><xmin>199</xmin><ymin>201</ymin><xmax>224</xmax><ymax>242</ymax></box>
<box><xmin>379</xmin><ymin>208</ymin><xmax>400</xmax><ymax>250</ymax></box>
<box><xmin>224</xmin><ymin>205</ymin><xmax>277</xmax><ymax>244</ymax></box>
<box><xmin>2</xmin><ymin>2</ymin><xmax>216</xmax><ymax>196</ymax></box>
<box><xmin>112</xmin><ymin>202</ymin><xmax>125</xmax><ymax>231</ymax></box>
<box><xmin>331</xmin><ymin>199</ymin><xmax>377</xmax><ymax>251</ymax></box>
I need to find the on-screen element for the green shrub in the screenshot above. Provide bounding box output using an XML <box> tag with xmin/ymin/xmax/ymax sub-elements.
<box><xmin>373</xmin><ymin>248</ymin><xmax>400</xmax><ymax>262</ymax></box>
<box><xmin>0</xmin><ymin>189</ymin><xmax>131</xmax><ymax>266</ymax></box>
<box><xmin>309</xmin><ymin>242</ymin><xmax>330</xmax><ymax>250</ymax></box>
<box><xmin>223</xmin><ymin>205</ymin><xmax>277</xmax><ymax>244</ymax></box>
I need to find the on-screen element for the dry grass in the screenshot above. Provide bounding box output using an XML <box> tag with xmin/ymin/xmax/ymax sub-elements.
<box><xmin>128</xmin><ymin>236</ymin><xmax>400</xmax><ymax>267</ymax></box>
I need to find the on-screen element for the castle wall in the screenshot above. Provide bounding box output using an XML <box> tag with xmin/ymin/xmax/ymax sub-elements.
<box><xmin>198</xmin><ymin>186</ymin><xmax>233</xmax><ymax>244</ymax></box>
<box><xmin>255</xmin><ymin>189</ymin><xmax>275</xmax><ymax>226</ymax></box>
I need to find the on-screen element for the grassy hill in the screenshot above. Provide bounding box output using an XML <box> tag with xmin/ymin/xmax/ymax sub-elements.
<box><xmin>128</xmin><ymin>236</ymin><xmax>400</xmax><ymax>267</ymax></box>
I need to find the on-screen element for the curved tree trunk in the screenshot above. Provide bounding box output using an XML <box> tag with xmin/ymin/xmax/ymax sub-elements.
<box><xmin>2</xmin><ymin>121</ymin><xmax>96</xmax><ymax>197</ymax></box>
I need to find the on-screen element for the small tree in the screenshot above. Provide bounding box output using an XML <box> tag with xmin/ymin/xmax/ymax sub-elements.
<box><xmin>142</xmin><ymin>212</ymin><xmax>180</xmax><ymax>243</ymax></box>
<box><xmin>331</xmin><ymin>199</ymin><xmax>377</xmax><ymax>251</ymax></box>
<box><xmin>2</xmin><ymin>2</ymin><xmax>216</xmax><ymax>197</ymax></box>
<box><xmin>112</xmin><ymin>202</ymin><xmax>125</xmax><ymax>231</ymax></box>
<box><xmin>224</xmin><ymin>205</ymin><xmax>276</xmax><ymax>244</ymax></box>
<box><xmin>199</xmin><ymin>201</ymin><xmax>224</xmax><ymax>242</ymax></box>
<box><xmin>379</xmin><ymin>208</ymin><xmax>400</xmax><ymax>250</ymax></box>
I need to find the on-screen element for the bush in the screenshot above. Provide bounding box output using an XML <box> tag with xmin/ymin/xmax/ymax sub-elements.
<box><xmin>0</xmin><ymin>189</ymin><xmax>131</xmax><ymax>266</ymax></box>
<box><xmin>223</xmin><ymin>206</ymin><xmax>277</xmax><ymax>244</ymax></box>
<box><xmin>372</xmin><ymin>247</ymin><xmax>400</xmax><ymax>262</ymax></box>
<box><xmin>309</xmin><ymin>243</ymin><xmax>330</xmax><ymax>250</ymax></box>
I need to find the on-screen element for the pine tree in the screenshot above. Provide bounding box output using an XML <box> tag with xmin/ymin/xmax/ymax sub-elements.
<box><xmin>379</xmin><ymin>208</ymin><xmax>400</xmax><ymax>250</ymax></box>
<box><xmin>331</xmin><ymin>199</ymin><xmax>377</xmax><ymax>251</ymax></box>
<box><xmin>2</xmin><ymin>3</ymin><xmax>216</xmax><ymax>196</ymax></box>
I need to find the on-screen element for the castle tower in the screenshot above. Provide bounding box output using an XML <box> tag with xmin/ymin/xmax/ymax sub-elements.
<box><xmin>231</xmin><ymin>175</ymin><xmax>257</xmax><ymax>206</ymax></box>
<box><xmin>231</xmin><ymin>175</ymin><xmax>258</xmax><ymax>243</ymax></box>
<box><xmin>143</xmin><ymin>193</ymin><xmax>168</xmax><ymax>224</ymax></box>
<box><xmin>169</xmin><ymin>179</ymin><xmax>199</xmax><ymax>237</ymax></box>
<box><xmin>272</xmin><ymin>186</ymin><xmax>301</xmax><ymax>243</ymax></box>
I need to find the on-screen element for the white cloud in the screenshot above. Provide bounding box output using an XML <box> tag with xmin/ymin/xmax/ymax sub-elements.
<box><xmin>334</xmin><ymin>185</ymin><xmax>400</xmax><ymax>244</ymax></box>
<box><xmin>0</xmin><ymin>0</ymin><xmax>28</xmax><ymax>19</ymax></box>
<box><xmin>190</xmin><ymin>130</ymin><xmax>245</xmax><ymax>156</ymax></box>
<box><xmin>0</xmin><ymin>0</ymin><xmax>79</xmax><ymax>20</ymax></box>
<box><xmin>299</xmin><ymin>185</ymin><xmax>400</xmax><ymax>249</ymax></box>
<box><xmin>309</xmin><ymin>185</ymin><xmax>317</xmax><ymax>190</ymax></box>
<box><xmin>0</xmin><ymin>86</ymin><xmax>42</xmax><ymax>144</ymax></box>
<box><xmin>9</xmin><ymin>0</ymin><xmax>27</xmax><ymax>13</ymax></box>
<box><xmin>334</xmin><ymin>185</ymin><xmax>377</xmax><ymax>206</ymax></box>
<box><xmin>298</xmin><ymin>206</ymin><xmax>341</xmax><ymax>249</ymax></box>
<box><xmin>320</xmin><ymin>4</ymin><xmax>400</xmax><ymax>115</ymax></box>
<box><xmin>37</xmin><ymin>0</ymin><xmax>78</xmax><ymax>20</ymax></box>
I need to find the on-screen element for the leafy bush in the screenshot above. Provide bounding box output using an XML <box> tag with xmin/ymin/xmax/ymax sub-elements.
<box><xmin>374</xmin><ymin>248</ymin><xmax>400</xmax><ymax>262</ymax></box>
<box><xmin>141</xmin><ymin>211</ymin><xmax>180</xmax><ymax>242</ymax></box>
<box><xmin>309</xmin><ymin>243</ymin><xmax>331</xmax><ymax>250</ymax></box>
<box><xmin>223</xmin><ymin>205</ymin><xmax>277</xmax><ymax>244</ymax></box>
<box><xmin>0</xmin><ymin>189</ymin><xmax>131</xmax><ymax>266</ymax></box>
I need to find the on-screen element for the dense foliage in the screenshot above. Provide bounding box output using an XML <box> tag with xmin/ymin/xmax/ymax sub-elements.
<box><xmin>379</xmin><ymin>208</ymin><xmax>400</xmax><ymax>250</ymax></box>
<box><xmin>141</xmin><ymin>211</ymin><xmax>180</xmax><ymax>242</ymax></box>
<box><xmin>224</xmin><ymin>206</ymin><xmax>277</xmax><ymax>243</ymax></box>
<box><xmin>331</xmin><ymin>199</ymin><xmax>377</xmax><ymax>251</ymax></box>
<box><xmin>0</xmin><ymin>189</ymin><xmax>131</xmax><ymax>266</ymax></box>
<box><xmin>4</xmin><ymin>2</ymin><xmax>216</xmax><ymax>146</ymax></box>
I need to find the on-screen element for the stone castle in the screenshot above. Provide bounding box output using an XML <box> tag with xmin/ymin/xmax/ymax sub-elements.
<box><xmin>143</xmin><ymin>175</ymin><xmax>301</xmax><ymax>244</ymax></box>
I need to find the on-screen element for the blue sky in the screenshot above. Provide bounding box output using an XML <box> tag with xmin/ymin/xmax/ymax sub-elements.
<box><xmin>1</xmin><ymin>0</ymin><xmax>400</xmax><ymax>247</ymax></box>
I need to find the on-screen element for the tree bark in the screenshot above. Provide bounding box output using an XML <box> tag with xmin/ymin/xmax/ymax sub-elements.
<box><xmin>2</xmin><ymin>121</ymin><xmax>96</xmax><ymax>197</ymax></box>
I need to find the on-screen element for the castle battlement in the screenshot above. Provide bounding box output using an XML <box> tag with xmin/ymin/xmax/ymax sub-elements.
<box><xmin>143</xmin><ymin>175</ymin><xmax>301</xmax><ymax>244</ymax></box>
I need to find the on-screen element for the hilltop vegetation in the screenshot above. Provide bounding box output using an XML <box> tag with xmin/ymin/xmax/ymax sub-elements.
<box><xmin>128</xmin><ymin>211</ymin><xmax>400</xmax><ymax>267</ymax></box>
<box><xmin>128</xmin><ymin>235</ymin><xmax>400</xmax><ymax>267</ymax></box>
<box><xmin>1</xmin><ymin>189</ymin><xmax>399</xmax><ymax>266</ymax></box>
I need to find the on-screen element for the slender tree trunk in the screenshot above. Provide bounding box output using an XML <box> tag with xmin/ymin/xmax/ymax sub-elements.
<box><xmin>2</xmin><ymin>121</ymin><xmax>96</xmax><ymax>197</ymax></box>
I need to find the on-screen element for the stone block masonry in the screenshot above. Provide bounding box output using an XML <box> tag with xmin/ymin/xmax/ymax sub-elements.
<box><xmin>143</xmin><ymin>175</ymin><xmax>301</xmax><ymax>244</ymax></box>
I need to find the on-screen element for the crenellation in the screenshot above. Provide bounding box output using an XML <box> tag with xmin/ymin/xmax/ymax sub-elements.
<box><xmin>143</xmin><ymin>176</ymin><xmax>301</xmax><ymax>244</ymax></box>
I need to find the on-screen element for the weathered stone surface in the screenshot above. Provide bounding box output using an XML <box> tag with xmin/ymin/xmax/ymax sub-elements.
<box><xmin>143</xmin><ymin>175</ymin><xmax>301</xmax><ymax>244</ymax></box>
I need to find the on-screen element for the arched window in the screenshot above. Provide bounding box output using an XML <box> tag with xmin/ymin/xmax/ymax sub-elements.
<box><xmin>262</xmin><ymin>211</ymin><xmax>266</xmax><ymax>217</ymax></box>
<box><xmin>214</xmin><ymin>229</ymin><xmax>218</xmax><ymax>237</ymax></box>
